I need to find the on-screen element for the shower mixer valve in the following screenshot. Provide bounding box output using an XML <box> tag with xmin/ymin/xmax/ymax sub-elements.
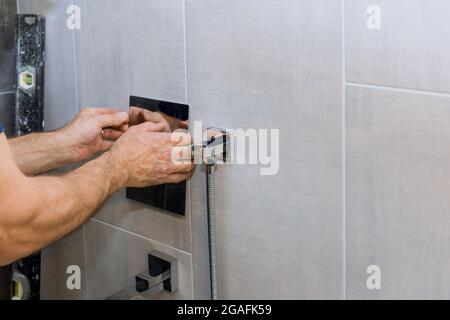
<box><xmin>106</xmin><ymin>251</ymin><xmax>178</xmax><ymax>300</ymax></box>
<box><xmin>193</xmin><ymin>127</ymin><xmax>231</xmax><ymax>166</ymax></box>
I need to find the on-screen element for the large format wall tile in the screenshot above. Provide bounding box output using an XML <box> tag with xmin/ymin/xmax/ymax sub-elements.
<box><xmin>346</xmin><ymin>0</ymin><xmax>450</xmax><ymax>94</ymax></box>
<box><xmin>0</xmin><ymin>0</ymin><xmax>16</xmax><ymax>92</ymax></box>
<box><xmin>187</xmin><ymin>0</ymin><xmax>343</xmax><ymax>299</ymax></box>
<box><xmin>40</xmin><ymin>228</ymin><xmax>87</xmax><ymax>300</ymax></box>
<box><xmin>19</xmin><ymin>0</ymin><xmax>79</xmax><ymax>130</ymax></box>
<box><xmin>85</xmin><ymin>219</ymin><xmax>193</xmax><ymax>300</ymax></box>
<box><xmin>94</xmin><ymin>190</ymin><xmax>191</xmax><ymax>252</ymax></box>
<box><xmin>74</xmin><ymin>0</ymin><xmax>191</xmax><ymax>253</ymax></box>
<box><xmin>74</xmin><ymin>0</ymin><xmax>186</xmax><ymax>109</ymax></box>
<box><xmin>347</xmin><ymin>85</ymin><xmax>450</xmax><ymax>299</ymax></box>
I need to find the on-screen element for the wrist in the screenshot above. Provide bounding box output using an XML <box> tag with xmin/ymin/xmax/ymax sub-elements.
<box><xmin>10</xmin><ymin>131</ymin><xmax>80</xmax><ymax>175</ymax></box>
<box><xmin>48</xmin><ymin>130</ymin><xmax>81</xmax><ymax>164</ymax></box>
<box><xmin>55</xmin><ymin>128</ymin><xmax>85</xmax><ymax>163</ymax></box>
<box><xmin>98</xmin><ymin>150</ymin><xmax>130</xmax><ymax>194</ymax></box>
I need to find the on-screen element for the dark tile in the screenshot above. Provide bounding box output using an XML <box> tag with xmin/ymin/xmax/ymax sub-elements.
<box><xmin>0</xmin><ymin>93</ymin><xmax>15</xmax><ymax>136</ymax></box>
<box><xmin>0</xmin><ymin>0</ymin><xmax>17</xmax><ymax>92</ymax></box>
<box><xmin>0</xmin><ymin>266</ymin><xmax>10</xmax><ymax>300</ymax></box>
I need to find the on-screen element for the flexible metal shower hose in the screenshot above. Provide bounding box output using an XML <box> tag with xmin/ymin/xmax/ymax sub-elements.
<box><xmin>206</xmin><ymin>164</ymin><xmax>219</xmax><ymax>300</ymax></box>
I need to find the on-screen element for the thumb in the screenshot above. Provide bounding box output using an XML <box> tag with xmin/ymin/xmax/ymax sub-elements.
<box><xmin>97</xmin><ymin>112</ymin><xmax>129</xmax><ymax>128</ymax></box>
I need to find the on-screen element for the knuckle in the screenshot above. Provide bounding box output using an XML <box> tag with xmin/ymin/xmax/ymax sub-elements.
<box><xmin>111</xmin><ymin>113</ymin><xmax>120</xmax><ymax>121</ymax></box>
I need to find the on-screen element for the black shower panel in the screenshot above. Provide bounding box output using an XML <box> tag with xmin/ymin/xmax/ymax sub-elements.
<box><xmin>126</xmin><ymin>96</ymin><xmax>189</xmax><ymax>216</ymax></box>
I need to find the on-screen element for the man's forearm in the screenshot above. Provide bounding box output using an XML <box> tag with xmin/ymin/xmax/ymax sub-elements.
<box><xmin>0</xmin><ymin>151</ymin><xmax>127</xmax><ymax>265</ymax></box>
<box><xmin>9</xmin><ymin>131</ymin><xmax>79</xmax><ymax>175</ymax></box>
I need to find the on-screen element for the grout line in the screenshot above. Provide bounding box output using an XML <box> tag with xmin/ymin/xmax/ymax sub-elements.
<box><xmin>71</xmin><ymin>0</ymin><xmax>80</xmax><ymax>113</ymax></box>
<box><xmin>182</xmin><ymin>0</ymin><xmax>195</xmax><ymax>299</ymax></box>
<box><xmin>70</xmin><ymin>0</ymin><xmax>86</xmax><ymax>299</ymax></box>
<box><xmin>91</xmin><ymin>218</ymin><xmax>193</xmax><ymax>257</ymax></box>
<box><xmin>346</xmin><ymin>81</ymin><xmax>450</xmax><ymax>99</ymax></box>
<box><xmin>82</xmin><ymin>225</ymin><xmax>89</xmax><ymax>299</ymax></box>
<box><xmin>342</xmin><ymin>0</ymin><xmax>347</xmax><ymax>301</ymax></box>
<box><xmin>183</xmin><ymin>1</ymin><xmax>189</xmax><ymax>105</ymax></box>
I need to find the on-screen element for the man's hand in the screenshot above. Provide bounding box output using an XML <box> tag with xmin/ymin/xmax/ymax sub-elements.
<box><xmin>107</xmin><ymin>121</ymin><xmax>194</xmax><ymax>187</ymax></box>
<box><xmin>128</xmin><ymin>107</ymin><xmax>171</xmax><ymax>132</ymax></box>
<box><xmin>128</xmin><ymin>106</ymin><xmax>189</xmax><ymax>132</ymax></box>
<box><xmin>61</xmin><ymin>108</ymin><xmax>129</xmax><ymax>162</ymax></box>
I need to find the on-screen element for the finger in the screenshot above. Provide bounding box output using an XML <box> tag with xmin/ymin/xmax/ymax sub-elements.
<box><xmin>179</xmin><ymin>121</ymin><xmax>189</xmax><ymax>129</ymax></box>
<box><xmin>92</xmin><ymin>108</ymin><xmax>119</xmax><ymax>115</ymax></box>
<box><xmin>166</xmin><ymin>173</ymin><xmax>191</xmax><ymax>184</ymax></box>
<box><xmin>109</xmin><ymin>123</ymin><xmax>128</xmax><ymax>132</ymax></box>
<box><xmin>141</xmin><ymin>110</ymin><xmax>163</xmax><ymax>123</ymax></box>
<box><xmin>119</xmin><ymin>124</ymin><xmax>129</xmax><ymax>132</ymax></box>
<box><xmin>102</xmin><ymin>129</ymin><xmax>124</xmax><ymax>140</ymax></box>
<box><xmin>171</xmin><ymin>145</ymin><xmax>192</xmax><ymax>164</ymax></box>
<box><xmin>129</xmin><ymin>107</ymin><xmax>171</xmax><ymax>132</ymax></box>
<box><xmin>97</xmin><ymin>112</ymin><xmax>129</xmax><ymax>128</ymax></box>
<box><xmin>128</xmin><ymin>106</ymin><xmax>143</xmax><ymax>123</ymax></box>
<box><xmin>146</xmin><ymin>113</ymin><xmax>170</xmax><ymax>132</ymax></box>
<box><xmin>82</xmin><ymin>107</ymin><xmax>118</xmax><ymax>115</ymax></box>
<box><xmin>170</xmin><ymin>161</ymin><xmax>195</xmax><ymax>174</ymax></box>
<box><xmin>136</xmin><ymin>121</ymin><xmax>167</xmax><ymax>133</ymax></box>
<box><xmin>128</xmin><ymin>106</ymin><xmax>147</xmax><ymax>121</ymax></box>
<box><xmin>162</xmin><ymin>114</ymin><xmax>182</xmax><ymax>131</ymax></box>
<box><xmin>100</xmin><ymin>140</ymin><xmax>114</xmax><ymax>152</ymax></box>
<box><xmin>171</xmin><ymin>131</ymin><xmax>192</xmax><ymax>146</ymax></box>
<box><xmin>129</xmin><ymin>106</ymin><xmax>156</xmax><ymax>122</ymax></box>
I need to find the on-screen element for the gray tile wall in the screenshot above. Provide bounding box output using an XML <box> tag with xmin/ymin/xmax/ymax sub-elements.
<box><xmin>345</xmin><ymin>0</ymin><xmax>450</xmax><ymax>299</ymax></box>
<box><xmin>346</xmin><ymin>85</ymin><xmax>450</xmax><ymax>299</ymax></box>
<box><xmin>346</xmin><ymin>0</ymin><xmax>450</xmax><ymax>94</ymax></box>
<box><xmin>19</xmin><ymin>0</ymin><xmax>194</xmax><ymax>300</ymax></box>
<box><xmin>73</xmin><ymin>0</ymin><xmax>186</xmax><ymax>109</ymax></box>
<box><xmin>11</xmin><ymin>0</ymin><xmax>450</xmax><ymax>300</ymax></box>
<box><xmin>186</xmin><ymin>0</ymin><xmax>344</xmax><ymax>299</ymax></box>
<box><xmin>72</xmin><ymin>0</ymin><xmax>191</xmax><ymax>254</ymax></box>
<box><xmin>85</xmin><ymin>219</ymin><xmax>192</xmax><ymax>300</ymax></box>
<box><xmin>72</xmin><ymin>0</ymin><xmax>194</xmax><ymax>299</ymax></box>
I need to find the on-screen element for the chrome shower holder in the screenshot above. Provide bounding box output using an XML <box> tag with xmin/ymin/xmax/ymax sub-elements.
<box><xmin>201</xmin><ymin>127</ymin><xmax>230</xmax><ymax>301</ymax></box>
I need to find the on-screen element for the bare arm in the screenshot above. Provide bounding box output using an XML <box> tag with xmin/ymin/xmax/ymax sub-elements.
<box><xmin>9</xmin><ymin>108</ymin><xmax>129</xmax><ymax>175</ymax></box>
<box><xmin>0</xmin><ymin>123</ymin><xmax>193</xmax><ymax>266</ymax></box>
<box><xmin>9</xmin><ymin>107</ymin><xmax>172</xmax><ymax>176</ymax></box>
<box><xmin>0</xmin><ymin>133</ymin><xmax>125</xmax><ymax>265</ymax></box>
<box><xmin>9</xmin><ymin>131</ymin><xmax>79</xmax><ymax>175</ymax></box>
